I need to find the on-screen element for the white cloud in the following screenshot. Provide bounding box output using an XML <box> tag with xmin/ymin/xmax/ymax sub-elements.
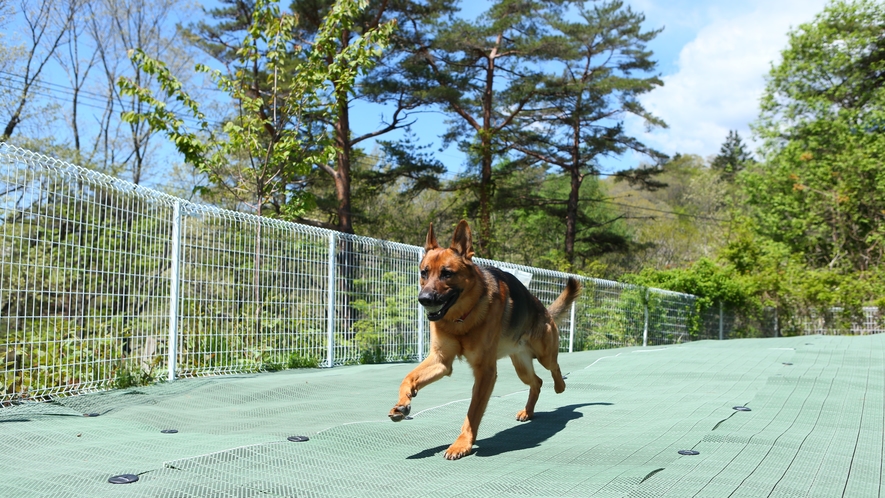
<box><xmin>626</xmin><ymin>0</ymin><xmax>829</xmax><ymax>162</ymax></box>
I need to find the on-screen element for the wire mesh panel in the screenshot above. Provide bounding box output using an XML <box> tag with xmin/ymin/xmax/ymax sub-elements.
<box><xmin>0</xmin><ymin>143</ymin><xmax>725</xmax><ymax>405</ymax></box>
<box><xmin>698</xmin><ymin>304</ymin><xmax>725</xmax><ymax>341</ymax></box>
<box><xmin>333</xmin><ymin>234</ymin><xmax>424</xmax><ymax>365</ymax></box>
<box><xmin>1</xmin><ymin>144</ymin><xmax>175</xmax><ymax>403</ymax></box>
<box><xmin>175</xmin><ymin>206</ymin><xmax>332</xmax><ymax>376</ymax></box>
<box><xmin>799</xmin><ymin>307</ymin><xmax>884</xmax><ymax>335</ymax></box>
<box><xmin>573</xmin><ymin>279</ymin><xmax>646</xmax><ymax>350</ymax></box>
<box><xmin>646</xmin><ymin>289</ymin><xmax>695</xmax><ymax>345</ymax></box>
<box><xmin>698</xmin><ymin>303</ymin><xmax>781</xmax><ymax>339</ymax></box>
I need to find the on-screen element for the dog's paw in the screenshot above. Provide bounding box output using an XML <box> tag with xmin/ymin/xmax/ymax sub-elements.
<box><xmin>388</xmin><ymin>404</ymin><xmax>411</xmax><ymax>422</ymax></box>
<box><xmin>444</xmin><ymin>439</ymin><xmax>473</xmax><ymax>460</ymax></box>
<box><xmin>515</xmin><ymin>409</ymin><xmax>532</xmax><ymax>422</ymax></box>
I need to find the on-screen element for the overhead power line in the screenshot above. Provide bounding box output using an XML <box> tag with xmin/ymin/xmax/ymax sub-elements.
<box><xmin>0</xmin><ymin>70</ymin><xmax>222</xmax><ymax>129</ymax></box>
<box><xmin>598</xmin><ymin>199</ymin><xmax>729</xmax><ymax>223</ymax></box>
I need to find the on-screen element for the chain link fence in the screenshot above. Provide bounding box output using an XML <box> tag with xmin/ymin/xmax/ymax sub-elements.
<box><xmin>3</xmin><ymin>143</ymin><xmax>876</xmax><ymax>405</ymax></box>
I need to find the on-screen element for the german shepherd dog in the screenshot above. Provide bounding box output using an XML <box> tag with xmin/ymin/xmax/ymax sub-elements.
<box><xmin>389</xmin><ymin>220</ymin><xmax>581</xmax><ymax>460</ymax></box>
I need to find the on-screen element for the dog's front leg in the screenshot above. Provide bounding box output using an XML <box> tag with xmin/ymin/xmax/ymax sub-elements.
<box><xmin>445</xmin><ymin>361</ymin><xmax>497</xmax><ymax>460</ymax></box>
<box><xmin>389</xmin><ymin>353</ymin><xmax>452</xmax><ymax>422</ymax></box>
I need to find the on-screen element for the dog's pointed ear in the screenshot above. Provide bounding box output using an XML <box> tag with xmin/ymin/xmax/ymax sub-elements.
<box><xmin>450</xmin><ymin>220</ymin><xmax>474</xmax><ymax>260</ymax></box>
<box><xmin>425</xmin><ymin>222</ymin><xmax>439</xmax><ymax>251</ymax></box>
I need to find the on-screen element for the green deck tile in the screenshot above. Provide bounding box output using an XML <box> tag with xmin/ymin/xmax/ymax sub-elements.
<box><xmin>1</xmin><ymin>335</ymin><xmax>883</xmax><ymax>497</ymax></box>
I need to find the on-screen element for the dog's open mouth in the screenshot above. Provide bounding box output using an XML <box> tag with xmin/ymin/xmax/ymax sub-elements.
<box><xmin>423</xmin><ymin>292</ymin><xmax>459</xmax><ymax>322</ymax></box>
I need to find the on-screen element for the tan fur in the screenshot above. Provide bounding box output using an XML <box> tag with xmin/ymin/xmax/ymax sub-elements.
<box><xmin>389</xmin><ymin>220</ymin><xmax>581</xmax><ymax>460</ymax></box>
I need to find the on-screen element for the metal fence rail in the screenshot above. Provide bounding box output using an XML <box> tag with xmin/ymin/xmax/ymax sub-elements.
<box><xmin>2</xmin><ymin>143</ymin><xmax>863</xmax><ymax>405</ymax></box>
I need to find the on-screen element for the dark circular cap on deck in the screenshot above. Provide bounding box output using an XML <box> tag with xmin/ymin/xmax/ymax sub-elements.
<box><xmin>678</xmin><ymin>450</ymin><xmax>700</xmax><ymax>456</ymax></box>
<box><xmin>783</xmin><ymin>362</ymin><xmax>793</xmax><ymax>365</ymax></box>
<box><xmin>83</xmin><ymin>413</ymin><xmax>100</xmax><ymax>417</ymax></box>
<box><xmin>733</xmin><ymin>406</ymin><xmax>751</xmax><ymax>412</ymax></box>
<box><xmin>108</xmin><ymin>474</ymin><xmax>139</xmax><ymax>484</ymax></box>
<box><xmin>161</xmin><ymin>429</ymin><xmax>178</xmax><ymax>434</ymax></box>
<box><xmin>287</xmin><ymin>435</ymin><xmax>309</xmax><ymax>442</ymax></box>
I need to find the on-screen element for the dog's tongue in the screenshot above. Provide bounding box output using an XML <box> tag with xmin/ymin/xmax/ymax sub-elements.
<box><xmin>423</xmin><ymin>304</ymin><xmax>449</xmax><ymax>321</ymax></box>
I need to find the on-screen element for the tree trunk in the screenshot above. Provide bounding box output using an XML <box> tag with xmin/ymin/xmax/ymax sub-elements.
<box><xmin>2</xmin><ymin>99</ymin><xmax>27</xmax><ymax>140</ymax></box>
<box><xmin>478</xmin><ymin>146</ymin><xmax>493</xmax><ymax>259</ymax></box>
<box><xmin>477</xmin><ymin>49</ymin><xmax>496</xmax><ymax>259</ymax></box>
<box><xmin>565</xmin><ymin>167</ymin><xmax>582</xmax><ymax>265</ymax></box>
<box><xmin>333</xmin><ymin>79</ymin><xmax>357</xmax><ymax>339</ymax></box>
<box><xmin>565</xmin><ymin>118</ymin><xmax>583</xmax><ymax>265</ymax></box>
<box><xmin>334</xmin><ymin>97</ymin><xmax>354</xmax><ymax>235</ymax></box>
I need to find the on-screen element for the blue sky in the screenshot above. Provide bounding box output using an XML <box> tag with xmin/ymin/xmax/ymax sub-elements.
<box><xmin>622</xmin><ymin>0</ymin><xmax>829</xmax><ymax>166</ymax></box>
<box><xmin>4</xmin><ymin>0</ymin><xmax>832</xmax><ymax>181</ymax></box>
<box><xmin>353</xmin><ymin>0</ymin><xmax>831</xmax><ymax>175</ymax></box>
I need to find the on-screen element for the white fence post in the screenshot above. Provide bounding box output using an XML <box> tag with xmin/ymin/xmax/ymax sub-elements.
<box><xmin>326</xmin><ymin>233</ymin><xmax>337</xmax><ymax>367</ymax></box>
<box><xmin>417</xmin><ymin>249</ymin><xmax>425</xmax><ymax>361</ymax></box>
<box><xmin>167</xmin><ymin>200</ymin><xmax>182</xmax><ymax>382</ymax></box>
<box><xmin>774</xmin><ymin>306</ymin><xmax>779</xmax><ymax>337</ymax></box>
<box><xmin>642</xmin><ymin>289</ymin><xmax>649</xmax><ymax>347</ymax></box>
<box><xmin>568</xmin><ymin>301</ymin><xmax>577</xmax><ymax>353</ymax></box>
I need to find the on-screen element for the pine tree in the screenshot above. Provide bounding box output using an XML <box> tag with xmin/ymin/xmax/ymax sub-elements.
<box><xmin>511</xmin><ymin>0</ymin><xmax>665</xmax><ymax>265</ymax></box>
<box><xmin>710</xmin><ymin>130</ymin><xmax>753</xmax><ymax>181</ymax></box>
<box><xmin>385</xmin><ymin>0</ymin><xmax>568</xmax><ymax>258</ymax></box>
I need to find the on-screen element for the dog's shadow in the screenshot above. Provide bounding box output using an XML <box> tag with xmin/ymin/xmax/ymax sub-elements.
<box><xmin>406</xmin><ymin>402</ymin><xmax>611</xmax><ymax>459</ymax></box>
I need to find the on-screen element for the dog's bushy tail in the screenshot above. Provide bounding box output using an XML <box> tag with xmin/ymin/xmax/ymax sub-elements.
<box><xmin>548</xmin><ymin>277</ymin><xmax>581</xmax><ymax>322</ymax></box>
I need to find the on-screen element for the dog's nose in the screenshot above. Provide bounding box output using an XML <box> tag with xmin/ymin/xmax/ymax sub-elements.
<box><xmin>418</xmin><ymin>291</ymin><xmax>442</xmax><ymax>307</ymax></box>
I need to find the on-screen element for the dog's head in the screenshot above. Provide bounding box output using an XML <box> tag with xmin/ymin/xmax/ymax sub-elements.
<box><xmin>418</xmin><ymin>220</ymin><xmax>475</xmax><ymax>322</ymax></box>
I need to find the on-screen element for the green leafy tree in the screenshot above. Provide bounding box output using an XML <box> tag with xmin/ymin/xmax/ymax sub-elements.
<box><xmin>511</xmin><ymin>0</ymin><xmax>665</xmax><ymax>265</ymax></box>
<box><xmin>186</xmin><ymin>0</ymin><xmax>453</xmax><ymax>233</ymax></box>
<box><xmin>486</xmin><ymin>159</ymin><xmax>628</xmax><ymax>273</ymax></box>
<box><xmin>748</xmin><ymin>0</ymin><xmax>885</xmax><ymax>273</ymax></box>
<box><xmin>118</xmin><ymin>0</ymin><xmax>394</xmax><ymax>219</ymax></box>
<box><xmin>118</xmin><ymin>0</ymin><xmax>394</xmax><ymax>346</ymax></box>
<box><xmin>290</xmin><ymin>0</ymin><xmax>456</xmax><ymax>233</ymax></box>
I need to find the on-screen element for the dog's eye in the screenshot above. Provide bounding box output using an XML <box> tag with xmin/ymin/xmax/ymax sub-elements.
<box><xmin>440</xmin><ymin>268</ymin><xmax>453</xmax><ymax>279</ymax></box>
<box><xmin>420</xmin><ymin>269</ymin><xmax>428</xmax><ymax>279</ymax></box>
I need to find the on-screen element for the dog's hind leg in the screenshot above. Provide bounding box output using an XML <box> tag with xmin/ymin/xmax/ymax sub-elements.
<box><xmin>535</xmin><ymin>327</ymin><xmax>566</xmax><ymax>394</ymax></box>
<box><xmin>536</xmin><ymin>352</ymin><xmax>566</xmax><ymax>394</ymax></box>
<box><xmin>510</xmin><ymin>352</ymin><xmax>543</xmax><ymax>422</ymax></box>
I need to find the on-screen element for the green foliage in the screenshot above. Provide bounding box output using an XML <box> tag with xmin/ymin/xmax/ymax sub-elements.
<box><xmin>516</xmin><ymin>0</ymin><xmax>665</xmax><ymax>171</ymax></box>
<box><xmin>744</xmin><ymin>114</ymin><xmax>885</xmax><ymax>272</ymax></box>
<box><xmin>623</xmin><ymin>255</ymin><xmax>772</xmax><ymax>338</ymax></box>
<box><xmin>505</xmin><ymin>0</ymin><xmax>665</xmax><ymax>264</ymax></box>
<box><xmin>750</xmin><ymin>0</ymin><xmax>885</xmax><ymax>273</ymax></box>
<box><xmin>118</xmin><ymin>0</ymin><xmax>395</xmax><ymax>217</ymax></box>
<box><xmin>112</xmin><ymin>363</ymin><xmax>161</xmax><ymax>390</ymax></box>
<box><xmin>491</xmin><ymin>168</ymin><xmax>631</xmax><ymax>272</ymax></box>
<box><xmin>387</xmin><ymin>0</ymin><xmax>576</xmax><ymax>256</ymax></box>
<box><xmin>600</xmin><ymin>154</ymin><xmax>734</xmax><ymax>276</ymax></box>
<box><xmin>626</xmin><ymin>258</ymin><xmax>755</xmax><ymax>312</ymax></box>
<box><xmin>286</xmin><ymin>354</ymin><xmax>320</xmax><ymax>369</ymax></box>
<box><xmin>757</xmin><ymin>0</ymin><xmax>885</xmax><ymax>128</ymax></box>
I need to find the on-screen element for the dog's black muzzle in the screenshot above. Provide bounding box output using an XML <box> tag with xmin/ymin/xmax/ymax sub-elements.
<box><xmin>418</xmin><ymin>290</ymin><xmax>459</xmax><ymax>321</ymax></box>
